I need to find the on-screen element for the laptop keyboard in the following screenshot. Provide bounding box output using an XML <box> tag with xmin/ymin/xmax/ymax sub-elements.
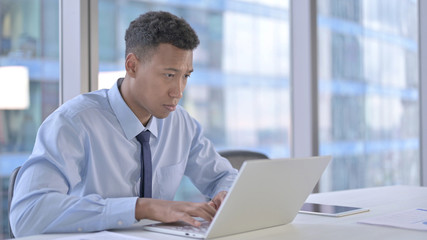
<box><xmin>170</xmin><ymin>220</ymin><xmax>210</xmax><ymax>234</ymax></box>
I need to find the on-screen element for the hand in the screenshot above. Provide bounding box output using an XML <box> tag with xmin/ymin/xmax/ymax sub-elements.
<box><xmin>208</xmin><ymin>191</ymin><xmax>227</xmax><ymax>210</ymax></box>
<box><xmin>135</xmin><ymin>198</ymin><xmax>217</xmax><ymax>227</ymax></box>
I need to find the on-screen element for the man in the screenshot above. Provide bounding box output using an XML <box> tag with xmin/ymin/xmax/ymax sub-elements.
<box><xmin>10</xmin><ymin>11</ymin><xmax>237</xmax><ymax>237</ymax></box>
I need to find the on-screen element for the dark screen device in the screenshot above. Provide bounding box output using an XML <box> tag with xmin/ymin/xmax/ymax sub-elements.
<box><xmin>299</xmin><ymin>202</ymin><xmax>369</xmax><ymax>217</ymax></box>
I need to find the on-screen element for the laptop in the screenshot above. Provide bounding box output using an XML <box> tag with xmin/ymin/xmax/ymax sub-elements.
<box><xmin>144</xmin><ymin>156</ymin><xmax>332</xmax><ymax>239</ymax></box>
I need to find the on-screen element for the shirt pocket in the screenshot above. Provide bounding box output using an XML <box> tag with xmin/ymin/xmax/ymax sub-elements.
<box><xmin>154</xmin><ymin>162</ymin><xmax>186</xmax><ymax>200</ymax></box>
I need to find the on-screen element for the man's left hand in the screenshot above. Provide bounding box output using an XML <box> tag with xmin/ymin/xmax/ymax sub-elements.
<box><xmin>208</xmin><ymin>191</ymin><xmax>227</xmax><ymax>210</ymax></box>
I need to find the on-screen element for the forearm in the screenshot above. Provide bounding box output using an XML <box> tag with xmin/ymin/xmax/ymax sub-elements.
<box><xmin>186</xmin><ymin>123</ymin><xmax>238</xmax><ymax>198</ymax></box>
<box><xmin>10</xmin><ymin>191</ymin><xmax>137</xmax><ymax>237</ymax></box>
<box><xmin>190</xmin><ymin>165</ymin><xmax>237</xmax><ymax>199</ymax></box>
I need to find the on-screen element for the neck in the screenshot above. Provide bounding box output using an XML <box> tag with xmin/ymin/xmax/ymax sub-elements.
<box><xmin>119</xmin><ymin>76</ymin><xmax>152</xmax><ymax>126</ymax></box>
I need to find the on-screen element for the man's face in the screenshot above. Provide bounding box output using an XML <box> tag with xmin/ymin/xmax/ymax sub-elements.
<box><xmin>125</xmin><ymin>43</ymin><xmax>193</xmax><ymax>123</ymax></box>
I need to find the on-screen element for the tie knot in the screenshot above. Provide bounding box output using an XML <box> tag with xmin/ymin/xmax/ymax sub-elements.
<box><xmin>136</xmin><ymin>130</ymin><xmax>150</xmax><ymax>143</ymax></box>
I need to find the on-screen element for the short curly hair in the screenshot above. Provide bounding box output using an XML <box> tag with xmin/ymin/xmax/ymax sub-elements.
<box><xmin>125</xmin><ymin>11</ymin><xmax>200</xmax><ymax>61</ymax></box>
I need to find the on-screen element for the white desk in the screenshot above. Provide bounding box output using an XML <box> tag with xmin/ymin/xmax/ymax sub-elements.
<box><xmin>13</xmin><ymin>185</ymin><xmax>427</xmax><ymax>240</ymax></box>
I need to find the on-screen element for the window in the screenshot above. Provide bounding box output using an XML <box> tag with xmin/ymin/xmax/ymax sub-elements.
<box><xmin>317</xmin><ymin>0</ymin><xmax>420</xmax><ymax>191</ymax></box>
<box><xmin>0</xmin><ymin>0</ymin><xmax>59</xmax><ymax>237</ymax></box>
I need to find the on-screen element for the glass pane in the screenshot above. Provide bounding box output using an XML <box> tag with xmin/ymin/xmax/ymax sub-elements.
<box><xmin>98</xmin><ymin>0</ymin><xmax>290</xmax><ymax>200</ymax></box>
<box><xmin>317</xmin><ymin>0</ymin><xmax>419</xmax><ymax>191</ymax></box>
<box><xmin>0</xmin><ymin>0</ymin><xmax>59</xmax><ymax>237</ymax></box>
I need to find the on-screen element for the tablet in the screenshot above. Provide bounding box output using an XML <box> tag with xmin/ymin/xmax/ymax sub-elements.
<box><xmin>299</xmin><ymin>203</ymin><xmax>369</xmax><ymax>217</ymax></box>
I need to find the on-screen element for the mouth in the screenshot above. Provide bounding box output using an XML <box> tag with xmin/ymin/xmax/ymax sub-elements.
<box><xmin>163</xmin><ymin>104</ymin><xmax>177</xmax><ymax>112</ymax></box>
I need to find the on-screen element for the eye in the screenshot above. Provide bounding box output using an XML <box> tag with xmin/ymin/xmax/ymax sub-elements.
<box><xmin>184</xmin><ymin>74</ymin><xmax>191</xmax><ymax>79</ymax></box>
<box><xmin>165</xmin><ymin>73</ymin><xmax>174</xmax><ymax>78</ymax></box>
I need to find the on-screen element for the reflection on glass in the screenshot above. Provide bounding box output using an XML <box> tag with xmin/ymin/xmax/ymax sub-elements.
<box><xmin>0</xmin><ymin>0</ymin><xmax>59</xmax><ymax>237</ymax></box>
<box><xmin>317</xmin><ymin>0</ymin><xmax>419</xmax><ymax>191</ymax></box>
<box><xmin>98</xmin><ymin>0</ymin><xmax>290</xmax><ymax>201</ymax></box>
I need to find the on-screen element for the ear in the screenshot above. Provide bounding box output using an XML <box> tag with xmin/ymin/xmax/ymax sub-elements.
<box><xmin>125</xmin><ymin>53</ymin><xmax>138</xmax><ymax>78</ymax></box>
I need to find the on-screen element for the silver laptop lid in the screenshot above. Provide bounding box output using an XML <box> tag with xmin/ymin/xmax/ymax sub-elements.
<box><xmin>206</xmin><ymin>156</ymin><xmax>332</xmax><ymax>239</ymax></box>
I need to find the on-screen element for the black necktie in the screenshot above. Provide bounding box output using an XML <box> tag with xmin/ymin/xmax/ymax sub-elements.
<box><xmin>136</xmin><ymin>131</ymin><xmax>152</xmax><ymax>198</ymax></box>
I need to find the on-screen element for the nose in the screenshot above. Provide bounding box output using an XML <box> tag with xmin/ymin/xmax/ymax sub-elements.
<box><xmin>169</xmin><ymin>90</ymin><xmax>183</xmax><ymax>98</ymax></box>
<box><xmin>169</xmin><ymin>78</ymin><xmax>185</xmax><ymax>98</ymax></box>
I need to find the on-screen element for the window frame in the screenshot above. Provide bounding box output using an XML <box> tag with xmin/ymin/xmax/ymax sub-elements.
<box><xmin>419</xmin><ymin>0</ymin><xmax>427</xmax><ymax>186</ymax></box>
<box><xmin>59</xmin><ymin>0</ymin><xmax>98</xmax><ymax>104</ymax></box>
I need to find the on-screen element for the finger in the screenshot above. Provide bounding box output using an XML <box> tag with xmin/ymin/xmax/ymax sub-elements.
<box><xmin>212</xmin><ymin>192</ymin><xmax>227</xmax><ymax>209</ymax></box>
<box><xmin>212</xmin><ymin>198</ymin><xmax>222</xmax><ymax>209</ymax></box>
<box><xmin>208</xmin><ymin>200</ymin><xmax>218</xmax><ymax>209</ymax></box>
<box><xmin>188</xmin><ymin>203</ymin><xmax>216</xmax><ymax>221</ymax></box>
<box><xmin>179</xmin><ymin>214</ymin><xmax>202</xmax><ymax>227</ymax></box>
<box><xmin>203</xmin><ymin>202</ymin><xmax>217</xmax><ymax>216</ymax></box>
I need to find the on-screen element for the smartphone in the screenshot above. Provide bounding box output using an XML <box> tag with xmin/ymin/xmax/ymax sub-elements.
<box><xmin>299</xmin><ymin>202</ymin><xmax>369</xmax><ymax>217</ymax></box>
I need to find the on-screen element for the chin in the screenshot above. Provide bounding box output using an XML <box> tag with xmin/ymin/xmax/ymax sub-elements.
<box><xmin>155</xmin><ymin>112</ymin><xmax>171</xmax><ymax>119</ymax></box>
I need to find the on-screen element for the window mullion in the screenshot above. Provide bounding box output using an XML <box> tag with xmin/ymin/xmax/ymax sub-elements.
<box><xmin>419</xmin><ymin>0</ymin><xmax>427</xmax><ymax>186</ymax></box>
<box><xmin>290</xmin><ymin>0</ymin><xmax>319</xmax><ymax>159</ymax></box>
<box><xmin>59</xmin><ymin>0</ymin><xmax>98</xmax><ymax>104</ymax></box>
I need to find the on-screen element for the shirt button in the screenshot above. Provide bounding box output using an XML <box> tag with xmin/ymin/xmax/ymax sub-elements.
<box><xmin>118</xmin><ymin>220</ymin><xmax>123</xmax><ymax>226</ymax></box>
<box><xmin>77</xmin><ymin>227</ymin><xmax>83</xmax><ymax>232</ymax></box>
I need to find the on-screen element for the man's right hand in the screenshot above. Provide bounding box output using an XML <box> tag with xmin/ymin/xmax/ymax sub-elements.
<box><xmin>135</xmin><ymin>198</ymin><xmax>217</xmax><ymax>227</ymax></box>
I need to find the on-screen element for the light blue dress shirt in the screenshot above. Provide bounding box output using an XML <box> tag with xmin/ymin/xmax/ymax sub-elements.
<box><xmin>10</xmin><ymin>80</ymin><xmax>238</xmax><ymax>237</ymax></box>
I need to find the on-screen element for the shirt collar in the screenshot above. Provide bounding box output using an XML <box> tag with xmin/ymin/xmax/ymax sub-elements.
<box><xmin>107</xmin><ymin>78</ymin><xmax>158</xmax><ymax>140</ymax></box>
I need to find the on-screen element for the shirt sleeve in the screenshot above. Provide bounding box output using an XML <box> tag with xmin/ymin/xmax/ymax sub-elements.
<box><xmin>9</xmin><ymin>112</ymin><xmax>138</xmax><ymax>237</ymax></box>
<box><xmin>184</xmin><ymin>117</ymin><xmax>238</xmax><ymax>199</ymax></box>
